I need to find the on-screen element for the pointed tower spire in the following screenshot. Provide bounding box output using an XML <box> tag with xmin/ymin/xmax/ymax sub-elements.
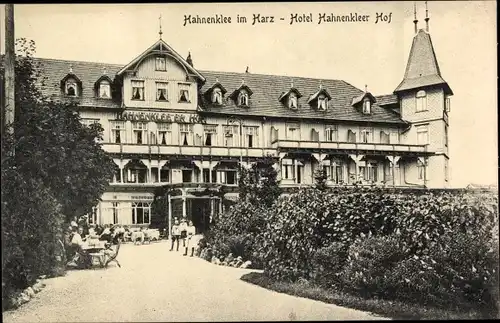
<box><xmin>186</xmin><ymin>52</ymin><xmax>193</xmax><ymax>67</ymax></box>
<box><xmin>425</xmin><ymin>1</ymin><xmax>430</xmax><ymax>32</ymax></box>
<box><xmin>159</xmin><ymin>14</ymin><xmax>163</xmax><ymax>39</ymax></box>
<box><xmin>413</xmin><ymin>2</ymin><xmax>419</xmax><ymax>34</ymax></box>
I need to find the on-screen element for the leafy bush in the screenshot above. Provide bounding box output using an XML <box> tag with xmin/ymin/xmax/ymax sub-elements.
<box><xmin>311</xmin><ymin>242</ymin><xmax>349</xmax><ymax>289</ymax></box>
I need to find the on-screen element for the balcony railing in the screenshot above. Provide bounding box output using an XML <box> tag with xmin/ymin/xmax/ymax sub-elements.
<box><xmin>271</xmin><ymin>139</ymin><xmax>428</xmax><ymax>154</ymax></box>
<box><xmin>102</xmin><ymin>143</ymin><xmax>277</xmax><ymax>157</ymax></box>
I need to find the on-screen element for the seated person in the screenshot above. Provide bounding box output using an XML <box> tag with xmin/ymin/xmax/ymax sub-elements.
<box><xmin>134</xmin><ymin>227</ymin><xmax>145</xmax><ymax>244</ymax></box>
<box><xmin>99</xmin><ymin>224</ymin><xmax>113</xmax><ymax>243</ymax></box>
<box><xmin>67</xmin><ymin>227</ymin><xmax>91</xmax><ymax>268</ymax></box>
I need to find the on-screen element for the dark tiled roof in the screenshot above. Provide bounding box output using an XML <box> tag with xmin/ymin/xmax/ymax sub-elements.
<box><xmin>394</xmin><ymin>29</ymin><xmax>452</xmax><ymax>95</ymax></box>
<box><xmin>30</xmin><ymin>57</ymin><xmax>405</xmax><ymax>124</ymax></box>
<box><xmin>198</xmin><ymin>70</ymin><xmax>405</xmax><ymax>125</ymax></box>
<box><xmin>375</xmin><ymin>94</ymin><xmax>398</xmax><ymax>106</ymax></box>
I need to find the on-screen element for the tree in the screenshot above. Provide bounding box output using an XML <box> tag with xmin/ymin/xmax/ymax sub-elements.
<box><xmin>1</xmin><ymin>39</ymin><xmax>115</xmax><ymax>306</ymax></box>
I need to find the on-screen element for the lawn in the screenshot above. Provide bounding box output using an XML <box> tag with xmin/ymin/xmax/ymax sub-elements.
<box><xmin>240</xmin><ymin>272</ymin><xmax>497</xmax><ymax>320</ymax></box>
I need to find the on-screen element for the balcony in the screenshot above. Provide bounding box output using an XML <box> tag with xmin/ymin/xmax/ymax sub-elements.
<box><xmin>271</xmin><ymin>139</ymin><xmax>430</xmax><ymax>155</ymax></box>
<box><xmin>102</xmin><ymin>143</ymin><xmax>277</xmax><ymax>158</ymax></box>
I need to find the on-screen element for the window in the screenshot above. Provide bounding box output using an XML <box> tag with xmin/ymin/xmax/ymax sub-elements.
<box><xmin>281</xmin><ymin>160</ymin><xmax>293</xmax><ymax>180</ymax></box>
<box><xmin>112</xmin><ymin>202</ymin><xmax>119</xmax><ymax>224</ymax></box>
<box><xmin>361</xmin><ymin>162</ymin><xmax>378</xmax><ymax>182</ymax></box>
<box><xmin>65</xmin><ymin>79</ymin><xmax>78</xmax><ymax>96</ymax></box>
<box><xmin>286</xmin><ymin>123</ymin><xmax>300</xmax><ymax>141</ymax></box>
<box><xmin>204</xmin><ymin>125</ymin><xmax>218</xmax><ymax>146</ymax></box>
<box><xmin>110</xmin><ymin>121</ymin><xmax>125</xmax><ymax>144</ymax></box>
<box><xmin>219</xmin><ymin>170</ymin><xmax>237</xmax><ymax>185</ymax></box>
<box><xmin>178</xmin><ymin>83</ymin><xmax>190</xmax><ymax>103</ymax></box>
<box><xmin>238</xmin><ymin>91</ymin><xmax>249</xmax><ymax>106</ymax></box>
<box><xmin>417</xmin><ymin>160</ymin><xmax>426</xmax><ymax>180</ymax></box>
<box><xmin>132</xmin><ymin>122</ymin><xmax>147</xmax><ymax>144</ymax></box>
<box><xmin>212</xmin><ymin>88</ymin><xmax>223</xmax><ymax>104</ymax></box>
<box><xmin>112</xmin><ymin>167</ymin><xmax>122</xmax><ymax>183</ymax></box>
<box><xmin>416</xmin><ymin>90</ymin><xmax>427</xmax><ymax>112</ymax></box>
<box><xmin>98</xmin><ymin>80</ymin><xmax>111</xmax><ymax>99</ymax></box>
<box><xmin>132</xmin><ymin>80</ymin><xmax>145</xmax><ymax>100</ymax></box>
<box><xmin>416</xmin><ymin>125</ymin><xmax>429</xmax><ymax>145</ymax></box>
<box><xmin>325</xmin><ymin>125</ymin><xmax>338</xmax><ymax>142</ymax></box>
<box><xmin>155</xmin><ymin>57</ymin><xmax>166</xmax><ymax>71</ymax></box>
<box><xmin>126</xmin><ymin>167</ymin><xmax>147</xmax><ymax>183</ymax></box>
<box><xmin>361</xmin><ymin>129</ymin><xmax>373</xmax><ymax>143</ymax></box>
<box><xmin>156</xmin><ymin>82</ymin><xmax>168</xmax><ymax>101</ymax></box>
<box><xmin>87</xmin><ymin>207</ymin><xmax>98</xmax><ymax>225</ymax></box>
<box><xmin>324</xmin><ymin>161</ymin><xmax>344</xmax><ymax>184</ymax></box>
<box><xmin>160</xmin><ymin>168</ymin><xmax>170</xmax><ymax>183</ymax></box>
<box><xmin>132</xmin><ymin>202</ymin><xmax>151</xmax><ymax>225</ymax></box>
<box><xmin>223</xmin><ymin>125</ymin><xmax>238</xmax><ymax>147</ymax></box>
<box><xmin>202</xmin><ymin>169</ymin><xmax>217</xmax><ymax>183</ymax></box>
<box><xmin>380</xmin><ymin>131</ymin><xmax>390</xmax><ymax>144</ymax></box>
<box><xmin>347</xmin><ymin>129</ymin><xmax>357</xmax><ymax>143</ymax></box>
<box><xmin>244</xmin><ymin>126</ymin><xmax>258</xmax><ymax>148</ymax></box>
<box><xmin>363</xmin><ymin>99</ymin><xmax>371</xmax><ymax>114</ymax></box>
<box><xmin>179</xmin><ymin>124</ymin><xmax>193</xmax><ymax>146</ymax></box>
<box><xmin>444</xmin><ymin>124</ymin><xmax>448</xmax><ymax>147</ymax></box>
<box><xmin>390</xmin><ymin>131</ymin><xmax>399</xmax><ymax>144</ymax></box>
<box><xmin>444</xmin><ymin>159</ymin><xmax>449</xmax><ymax>181</ymax></box>
<box><xmin>182</xmin><ymin>169</ymin><xmax>193</xmax><ymax>183</ymax></box>
<box><xmin>289</xmin><ymin>93</ymin><xmax>298</xmax><ymax>109</ymax></box>
<box><xmin>157</xmin><ymin>123</ymin><xmax>171</xmax><ymax>145</ymax></box>
<box><xmin>317</xmin><ymin>94</ymin><xmax>327</xmax><ymax>110</ymax></box>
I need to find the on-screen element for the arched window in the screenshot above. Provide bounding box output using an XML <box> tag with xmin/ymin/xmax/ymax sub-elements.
<box><xmin>416</xmin><ymin>90</ymin><xmax>427</xmax><ymax>112</ymax></box>
<box><xmin>363</xmin><ymin>99</ymin><xmax>371</xmax><ymax>114</ymax></box>
<box><xmin>238</xmin><ymin>91</ymin><xmax>249</xmax><ymax>106</ymax></box>
<box><xmin>212</xmin><ymin>88</ymin><xmax>223</xmax><ymax>104</ymax></box>
<box><xmin>65</xmin><ymin>79</ymin><xmax>78</xmax><ymax>96</ymax></box>
<box><xmin>289</xmin><ymin>93</ymin><xmax>298</xmax><ymax>109</ymax></box>
<box><xmin>99</xmin><ymin>80</ymin><xmax>111</xmax><ymax>98</ymax></box>
<box><xmin>317</xmin><ymin>94</ymin><xmax>327</xmax><ymax>110</ymax></box>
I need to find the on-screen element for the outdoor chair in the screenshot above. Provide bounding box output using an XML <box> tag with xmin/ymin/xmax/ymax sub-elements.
<box><xmin>104</xmin><ymin>240</ymin><xmax>121</xmax><ymax>268</ymax></box>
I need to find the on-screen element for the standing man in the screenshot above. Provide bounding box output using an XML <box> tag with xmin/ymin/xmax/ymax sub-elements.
<box><xmin>170</xmin><ymin>219</ymin><xmax>181</xmax><ymax>251</ymax></box>
<box><xmin>179</xmin><ymin>218</ymin><xmax>188</xmax><ymax>248</ymax></box>
<box><xmin>183</xmin><ymin>220</ymin><xmax>196</xmax><ymax>256</ymax></box>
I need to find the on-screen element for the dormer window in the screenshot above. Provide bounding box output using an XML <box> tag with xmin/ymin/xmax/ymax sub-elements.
<box><xmin>66</xmin><ymin>80</ymin><xmax>78</xmax><ymax>96</ymax></box>
<box><xmin>238</xmin><ymin>91</ymin><xmax>249</xmax><ymax>106</ymax></box>
<box><xmin>289</xmin><ymin>92</ymin><xmax>298</xmax><ymax>109</ymax></box>
<box><xmin>99</xmin><ymin>80</ymin><xmax>111</xmax><ymax>99</ymax></box>
<box><xmin>155</xmin><ymin>57</ymin><xmax>167</xmax><ymax>71</ymax></box>
<box><xmin>363</xmin><ymin>99</ymin><xmax>371</xmax><ymax>114</ymax></box>
<box><xmin>212</xmin><ymin>88</ymin><xmax>223</xmax><ymax>105</ymax></box>
<box><xmin>317</xmin><ymin>94</ymin><xmax>328</xmax><ymax>111</ymax></box>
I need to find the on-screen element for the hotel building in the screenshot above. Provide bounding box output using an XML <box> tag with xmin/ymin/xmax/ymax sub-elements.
<box><xmin>32</xmin><ymin>18</ymin><xmax>452</xmax><ymax>233</ymax></box>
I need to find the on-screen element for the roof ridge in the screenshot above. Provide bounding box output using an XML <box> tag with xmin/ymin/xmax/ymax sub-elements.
<box><xmin>33</xmin><ymin>56</ymin><xmax>124</xmax><ymax>68</ymax></box>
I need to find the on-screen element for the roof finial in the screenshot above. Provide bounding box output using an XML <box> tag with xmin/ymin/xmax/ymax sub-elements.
<box><xmin>413</xmin><ymin>2</ymin><xmax>419</xmax><ymax>34</ymax></box>
<box><xmin>159</xmin><ymin>14</ymin><xmax>163</xmax><ymax>39</ymax></box>
<box><xmin>365</xmin><ymin>84</ymin><xmax>368</xmax><ymax>93</ymax></box>
<box><xmin>241</xmin><ymin>78</ymin><xmax>245</xmax><ymax>86</ymax></box>
<box><xmin>319</xmin><ymin>80</ymin><xmax>323</xmax><ymax>90</ymax></box>
<box><xmin>69</xmin><ymin>64</ymin><xmax>73</xmax><ymax>73</ymax></box>
<box><xmin>102</xmin><ymin>66</ymin><xmax>107</xmax><ymax>75</ymax></box>
<box><xmin>425</xmin><ymin>1</ymin><xmax>430</xmax><ymax>32</ymax></box>
<box><xmin>215</xmin><ymin>77</ymin><xmax>219</xmax><ymax>83</ymax></box>
<box><xmin>245</xmin><ymin>66</ymin><xmax>249</xmax><ymax>73</ymax></box>
<box><xmin>291</xmin><ymin>79</ymin><xmax>294</xmax><ymax>88</ymax></box>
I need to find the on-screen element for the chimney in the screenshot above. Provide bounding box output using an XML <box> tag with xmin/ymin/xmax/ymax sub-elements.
<box><xmin>186</xmin><ymin>52</ymin><xmax>193</xmax><ymax>67</ymax></box>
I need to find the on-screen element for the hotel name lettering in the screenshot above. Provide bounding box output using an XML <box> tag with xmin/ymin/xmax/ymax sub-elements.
<box><xmin>118</xmin><ymin>111</ymin><xmax>206</xmax><ymax>124</ymax></box>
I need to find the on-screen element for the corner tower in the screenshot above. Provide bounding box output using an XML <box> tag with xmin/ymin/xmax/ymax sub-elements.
<box><xmin>394</xmin><ymin>2</ymin><xmax>452</xmax><ymax>188</ymax></box>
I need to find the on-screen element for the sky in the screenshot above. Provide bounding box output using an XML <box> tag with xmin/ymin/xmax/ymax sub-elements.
<box><xmin>0</xmin><ymin>1</ymin><xmax>497</xmax><ymax>188</ymax></box>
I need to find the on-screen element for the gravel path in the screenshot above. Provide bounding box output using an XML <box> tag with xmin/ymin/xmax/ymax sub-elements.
<box><xmin>3</xmin><ymin>241</ymin><xmax>388</xmax><ymax>322</ymax></box>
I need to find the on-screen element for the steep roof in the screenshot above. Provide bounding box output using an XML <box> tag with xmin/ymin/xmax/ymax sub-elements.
<box><xmin>394</xmin><ymin>29</ymin><xmax>452</xmax><ymax>95</ymax></box>
<box><xmin>29</xmin><ymin>57</ymin><xmax>405</xmax><ymax>125</ymax></box>
<box><xmin>198</xmin><ymin>70</ymin><xmax>405</xmax><ymax>125</ymax></box>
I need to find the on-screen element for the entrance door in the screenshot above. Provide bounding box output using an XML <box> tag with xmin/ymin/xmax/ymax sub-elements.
<box><xmin>189</xmin><ymin>198</ymin><xmax>211</xmax><ymax>234</ymax></box>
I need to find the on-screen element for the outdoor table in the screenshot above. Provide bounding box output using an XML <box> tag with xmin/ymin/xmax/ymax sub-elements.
<box><xmin>131</xmin><ymin>231</ymin><xmax>145</xmax><ymax>244</ymax></box>
<box><xmin>81</xmin><ymin>240</ymin><xmax>108</xmax><ymax>267</ymax></box>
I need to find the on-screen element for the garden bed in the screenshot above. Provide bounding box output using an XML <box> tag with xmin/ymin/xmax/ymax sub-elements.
<box><xmin>241</xmin><ymin>272</ymin><xmax>494</xmax><ymax>320</ymax></box>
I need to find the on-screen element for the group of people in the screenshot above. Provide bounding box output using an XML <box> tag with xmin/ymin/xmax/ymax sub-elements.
<box><xmin>64</xmin><ymin>222</ymin><xmax>122</xmax><ymax>268</ymax></box>
<box><xmin>170</xmin><ymin>217</ymin><xmax>200</xmax><ymax>257</ymax></box>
